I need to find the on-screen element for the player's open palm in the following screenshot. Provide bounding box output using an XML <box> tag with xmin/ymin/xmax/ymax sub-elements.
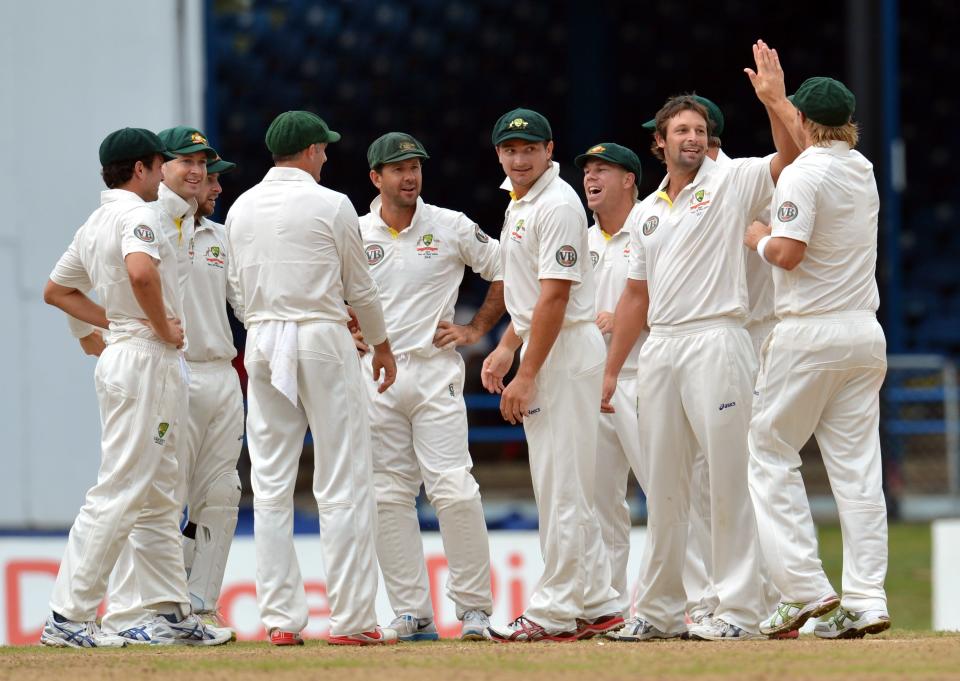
<box><xmin>744</xmin><ymin>39</ymin><xmax>786</xmax><ymax>105</ymax></box>
<box><xmin>481</xmin><ymin>345</ymin><xmax>513</xmax><ymax>394</ymax></box>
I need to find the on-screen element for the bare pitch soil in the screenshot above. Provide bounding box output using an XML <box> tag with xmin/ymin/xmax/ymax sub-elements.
<box><xmin>3</xmin><ymin>633</ymin><xmax>960</xmax><ymax>681</ymax></box>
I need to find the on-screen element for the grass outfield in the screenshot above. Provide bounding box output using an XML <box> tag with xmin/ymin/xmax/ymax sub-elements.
<box><xmin>3</xmin><ymin>634</ymin><xmax>960</xmax><ymax>681</ymax></box>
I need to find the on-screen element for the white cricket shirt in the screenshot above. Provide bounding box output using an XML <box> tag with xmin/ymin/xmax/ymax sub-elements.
<box><xmin>587</xmin><ymin>207</ymin><xmax>646</xmax><ymax>376</ymax></box>
<box><xmin>499</xmin><ymin>163</ymin><xmax>596</xmax><ymax>340</ymax></box>
<box><xmin>225</xmin><ymin>166</ymin><xmax>386</xmax><ymax>344</ymax></box>
<box><xmin>770</xmin><ymin>141</ymin><xmax>880</xmax><ymax>316</ymax></box>
<box><xmin>182</xmin><ymin>217</ymin><xmax>242</xmax><ymax>362</ymax></box>
<box><xmin>628</xmin><ymin>155</ymin><xmax>774</xmax><ymax>326</ymax></box>
<box><xmin>50</xmin><ymin>189</ymin><xmax>183</xmax><ymax>345</ymax></box>
<box><xmin>359</xmin><ymin>196</ymin><xmax>501</xmax><ymax>357</ymax></box>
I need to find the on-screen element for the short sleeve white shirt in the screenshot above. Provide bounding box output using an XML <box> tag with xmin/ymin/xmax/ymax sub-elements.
<box><xmin>588</xmin><ymin>207</ymin><xmax>647</xmax><ymax>376</ymax></box>
<box><xmin>770</xmin><ymin>141</ymin><xmax>880</xmax><ymax>316</ymax></box>
<box><xmin>182</xmin><ymin>217</ymin><xmax>238</xmax><ymax>362</ymax></box>
<box><xmin>359</xmin><ymin>196</ymin><xmax>501</xmax><ymax>356</ymax></box>
<box><xmin>628</xmin><ymin>155</ymin><xmax>774</xmax><ymax>327</ymax></box>
<box><xmin>499</xmin><ymin>163</ymin><xmax>596</xmax><ymax>340</ymax></box>
<box><xmin>50</xmin><ymin>189</ymin><xmax>182</xmax><ymax>344</ymax></box>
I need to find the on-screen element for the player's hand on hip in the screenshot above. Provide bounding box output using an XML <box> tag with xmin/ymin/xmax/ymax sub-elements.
<box><xmin>600</xmin><ymin>372</ymin><xmax>618</xmax><ymax>414</ymax></box>
<box><xmin>152</xmin><ymin>317</ymin><xmax>185</xmax><ymax>348</ymax></box>
<box><xmin>78</xmin><ymin>330</ymin><xmax>106</xmax><ymax>357</ymax></box>
<box><xmin>744</xmin><ymin>39</ymin><xmax>786</xmax><ymax>104</ymax></box>
<box><xmin>352</xmin><ymin>328</ymin><xmax>369</xmax><ymax>356</ymax></box>
<box><xmin>500</xmin><ymin>374</ymin><xmax>534</xmax><ymax>424</ymax></box>
<box><xmin>433</xmin><ymin>320</ymin><xmax>478</xmax><ymax>350</ymax></box>
<box><xmin>744</xmin><ymin>220</ymin><xmax>772</xmax><ymax>250</ymax></box>
<box><xmin>481</xmin><ymin>345</ymin><xmax>514</xmax><ymax>394</ymax></box>
<box><xmin>371</xmin><ymin>342</ymin><xmax>397</xmax><ymax>393</ymax></box>
<box><xmin>345</xmin><ymin>306</ymin><xmax>361</xmax><ymax>334</ymax></box>
<box><xmin>595</xmin><ymin>311</ymin><xmax>615</xmax><ymax>335</ymax></box>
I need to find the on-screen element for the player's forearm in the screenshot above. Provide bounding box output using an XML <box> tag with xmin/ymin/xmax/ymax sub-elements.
<box><xmin>44</xmin><ymin>281</ymin><xmax>109</xmax><ymax>329</ymax></box>
<box><xmin>766</xmin><ymin>100</ymin><xmax>802</xmax><ymax>183</ymax></box>
<box><xmin>468</xmin><ymin>280</ymin><xmax>506</xmax><ymax>336</ymax></box>
<box><xmin>129</xmin><ymin>267</ymin><xmax>173</xmax><ymax>332</ymax></box>
<box><xmin>605</xmin><ymin>285</ymin><xmax>648</xmax><ymax>378</ymax></box>
<box><xmin>515</xmin><ymin>292</ymin><xmax>567</xmax><ymax>381</ymax></box>
<box><xmin>761</xmin><ymin>236</ymin><xmax>806</xmax><ymax>271</ymax></box>
<box><xmin>497</xmin><ymin>322</ymin><xmax>523</xmax><ymax>352</ymax></box>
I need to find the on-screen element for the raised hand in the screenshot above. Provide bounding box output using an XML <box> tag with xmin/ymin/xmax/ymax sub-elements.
<box><xmin>744</xmin><ymin>39</ymin><xmax>786</xmax><ymax>105</ymax></box>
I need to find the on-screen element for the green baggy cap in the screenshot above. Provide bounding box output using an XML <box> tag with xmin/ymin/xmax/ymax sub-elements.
<box><xmin>367</xmin><ymin>132</ymin><xmax>429</xmax><ymax>169</ymax></box>
<box><xmin>642</xmin><ymin>95</ymin><xmax>725</xmax><ymax>137</ymax></box>
<box><xmin>491</xmin><ymin>108</ymin><xmax>552</xmax><ymax>145</ymax></box>
<box><xmin>99</xmin><ymin>127</ymin><xmax>175</xmax><ymax>166</ymax></box>
<box><xmin>574</xmin><ymin>142</ymin><xmax>642</xmax><ymax>184</ymax></box>
<box><xmin>159</xmin><ymin>126</ymin><xmax>217</xmax><ymax>159</ymax></box>
<box><xmin>207</xmin><ymin>152</ymin><xmax>237</xmax><ymax>174</ymax></box>
<box><xmin>265</xmin><ymin>111</ymin><xmax>341</xmax><ymax>155</ymax></box>
<box><xmin>788</xmin><ymin>76</ymin><xmax>856</xmax><ymax>126</ymax></box>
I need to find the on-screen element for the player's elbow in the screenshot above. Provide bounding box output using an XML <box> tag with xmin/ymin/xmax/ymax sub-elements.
<box><xmin>42</xmin><ymin>280</ymin><xmax>62</xmax><ymax>307</ymax></box>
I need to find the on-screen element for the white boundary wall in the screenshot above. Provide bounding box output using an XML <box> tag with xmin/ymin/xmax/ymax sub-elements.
<box><xmin>933</xmin><ymin>518</ymin><xmax>960</xmax><ymax>631</ymax></box>
<box><xmin>0</xmin><ymin>529</ymin><xmax>649</xmax><ymax>644</ymax></box>
<box><xmin>0</xmin><ymin>0</ymin><xmax>204</xmax><ymax>527</ymax></box>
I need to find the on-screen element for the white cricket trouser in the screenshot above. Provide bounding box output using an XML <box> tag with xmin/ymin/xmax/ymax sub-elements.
<box><xmin>522</xmin><ymin>322</ymin><xmax>620</xmax><ymax>632</ymax></box>
<box><xmin>102</xmin><ymin>360</ymin><xmax>244</xmax><ymax>631</ymax></box>
<box><xmin>747</xmin><ymin>318</ymin><xmax>778</xmax><ymax>360</ymax></box>
<box><xmin>594</xmin><ymin>373</ymin><xmax>644</xmax><ymax>613</ymax></box>
<box><xmin>50</xmin><ymin>339</ymin><xmax>189</xmax><ymax>623</ymax></box>
<box><xmin>749</xmin><ymin>311</ymin><xmax>888</xmax><ymax>613</ymax></box>
<box><xmin>365</xmin><ymin>350</ymin><xmax>492</xmax><ymax>620</ymax></box>
<box><xmin>633</xmin><ymin>318</ymin><xmax>767</xmax><ymax>634</ymax></box>
<box><xmin>246</xmin><ymin>321</ymin><xmax>381</xmax><ymax>637</ymax></box>
<box><xmin>683</xmin><ymin>451</ymin><xmax>717</xmax><ymax>620</ymax></box>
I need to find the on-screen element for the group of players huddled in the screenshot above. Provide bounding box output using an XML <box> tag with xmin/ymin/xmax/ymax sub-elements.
<box><xmin>40</xmin><ymin>39</ymin><xmax>889</xmax><ymax>648</ymax></box>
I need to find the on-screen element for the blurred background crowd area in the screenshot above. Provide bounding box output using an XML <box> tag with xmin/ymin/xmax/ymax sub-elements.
<box><xmin>200</xmin><ymin>0</ymin><xmax>958</xmax><ymax>526</ymax></box>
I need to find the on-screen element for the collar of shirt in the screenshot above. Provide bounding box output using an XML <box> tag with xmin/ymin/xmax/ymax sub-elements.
<box><xmin>263</xmin><ymin>166</ymin><xmax>317</xmax><ymax>184</ymax></box>
<box><xmin>100</xmin><ymin>188</ymin><xmax>146</xmax><ymax>206</ymax></box>
<box><xmin>654</xmin><ymin>155</ymin><xmax>717</xmax><ymax>208</ymax></box>
<box><xmin>592</xmin><ymin>215</ymin><xmax>630</xmax><ymax>241</ymax></box>
<box><xmin>799</xmin><ymin>140</ymin><xmax>852</xmax><ymax>161</ymax></box>
<box><xmin>158</xmin><ymin>182</ymin><xmax>198</xmax><ymax>221</ymax></box>
<box><xmin>498</xmin><ymin>162</ymin><xmax>561</xmax><ymax>204</ymax></box>
<box><xmin>367</xmin><ymin>195</ymin><xmax>426</xmax><ymax>238</ymax></box>
<box><xmin>195</xmin><ymin>215</ymin><xmax>219</xmax><ymax>234</ymax></box>
<box><xmin>715</xmin><ymin>148</ymin><xmax>733</xmax><ymax>165</ymax></box>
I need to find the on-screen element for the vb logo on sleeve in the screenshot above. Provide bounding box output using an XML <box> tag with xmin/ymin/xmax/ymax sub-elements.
<box><xmin>555</xmin><ymin>245</ymin><xmax>578</xmax><ymax>267</ymax></box>
<box><xmin>777</xmin><ymin>201</ymin><xmax>799</xmax><ymax>222</ymax></box>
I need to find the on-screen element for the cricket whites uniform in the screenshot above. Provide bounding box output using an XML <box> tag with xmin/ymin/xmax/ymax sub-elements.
<box><xmin>587</xmin><ymin>214</ymin><xmax>646</xmax><ymax>613</ymax></box>
<box><xmin>226</xmin><ymin>166</ymin><xmax>388</xmax><ymax>637</ymax></box>
<box><xmin>48</xmin><ymin>189</ymin><xmax>190</xmax><ymax>624</ymax></box>
<box><xmin>749</xmin><ymin>141</ymin><xmax>888</xmax><ymax>614</ymax></box>
<box><xmin>358</xmin><ymin>196</ymin><xmax>498</xmax><ymax>621</ymax></box>
<box><xmin>628</xmin><ymin>155</ymin><xmax>772</xmax><ymax>634</ymax></box>
<box><xmin>500</xmin><ymin>163</ymin><xmax>620</xmax><ymax>632</ymax></box>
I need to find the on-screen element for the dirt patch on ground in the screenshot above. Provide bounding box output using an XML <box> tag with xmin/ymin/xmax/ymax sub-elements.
<box><xmin>3</xmin><ymin>633</ymin><xmax>959</xmax><ymax>681</ymax></box>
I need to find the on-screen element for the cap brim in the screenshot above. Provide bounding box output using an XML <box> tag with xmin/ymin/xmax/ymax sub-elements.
<box><xmin>575</xmin><ymin>153</ymin><xmax>639</xmax><ymax>178</ymax></box>
<box><xmin>169</xmin><ymin>143</ymin><xmax>218</xmax><ymax>159</ymax></box>
<box><xmin>641</xmin><ymin>119</ymin><xmax>656</xmax><ymax>132</ymax></box>
<box><xmin>160</xmin><ymin>150</ymin><xmax>178</xmax><ymax>160</ymax></box>
<box><xmin>207</xmin><ymin>159</ymin><xmax>237</xmax><ymax>174</ymax></box>
<box><xmin>493</xmin><ymin>131</ymin><xmax>549</xmax><ymax>145</ymax></box>
<box><xmin>325</xmin><ymin>130</ymin><xmax>342</xmax><ymax>143</ymax></box>
<box><xmin>377</xmin><ymin>151</ymin><xmax>429</xmax><ymax>167</ymax></box>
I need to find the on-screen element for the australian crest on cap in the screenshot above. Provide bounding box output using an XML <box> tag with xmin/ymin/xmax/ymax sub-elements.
<box><xmin>508</xmin><ymin>118</ymin><xmax>529</xmax><ymax>129</ymax></box>
<box><xmin>191</xmin><ymin>132</ymin><xmax>207</xmax><ymax>144</ymax></box>
<box><xmin>588</xmin><ymin>145</ymin><xmax>606</xmax><ymax>153</ymax></box>
<box><xmin>398</xmin><ymin>141</ymin><xmax>416</xmax><ymax>151</ymax></box>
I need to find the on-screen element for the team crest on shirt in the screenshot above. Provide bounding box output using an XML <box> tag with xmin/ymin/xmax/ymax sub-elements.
<box><xmin>510</xmin><ymin>218</ymin><xmax>526</xmax><ymax>243</ymax></box>
<box><xmin>154</xmin><ymin>422</ymin><xmax>169</xmax><ymax>445</ymax></box>
<box><xmin>366</xmin><ymin>244</ymin><xmax>385</xmax><ymax>266</ymax></box>
<box><xmin>416</xmin><ymin>233</ymin><xmax>440</xmax><ymax>258</ymax></box>
<box><xmin>689</xmin><ymin>188</ymin><xmax>712</xmax><ymax>216</ymax></box>
<box><xmin>205</xmin><ymin>244</ymin><xmax>225</xmax><ymax>269</ymax></box>
<box><xmin>622</xmin><ymin>246</ymin><xmax>631</xmax><ymax>259</ymax></box>
<box><xmin>555</xmin><ymin>245</ymin><xmax>578</xmax><ymax>267</ymax></box>
<box><xmin>778</xmin><ymin>201</ymin><xmax>799</xmax><ymax>222</ymax></box>
<box><xmin>475</xmin><ymin>225</ymin><xmax>490</xmax><ymax>243</ymax></box>
<box><xmin>188</xmin><ymin>237</ymin><xmax>195</xmax><ymax>261</ymax></box>
<box><xmin>642</xmin><ymin>216</ymin><xmax>659</xmax><ymax>236</ymax></box>
<box><xmin>590</xmin><ymin>250</ymin><xmax>600</xmax><ymax>267</ymax></box>
<box><xmin>133</xmin><ymin>225</ymin><xmax>155</xmax><ymax>243</ymax></box>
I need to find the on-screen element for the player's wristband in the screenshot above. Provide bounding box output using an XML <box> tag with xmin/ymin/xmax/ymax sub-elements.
<box><xmin>757</xmin><ymin>235</ymin><xmax>772</xmax><ymax>265</ymax></box>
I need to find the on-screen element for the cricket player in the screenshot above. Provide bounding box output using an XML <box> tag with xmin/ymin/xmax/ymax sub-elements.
<box><xmin>481</xmin><ymin>108</ymin><xmax>622</xmax><ymax>642</ymax></box>
<box><xmin>744</xmin><ymin>76</ymin><xmax>891</xmax><ymax>639</ymax></box>
<box><xmin>603</xmin><ymin>41</ymin><xmax>801</xmax><ymax>641</ymax></box>
<box><xmin>225</xmin><ymin>111</ymin><xmax>398</xmax><ymax>646</ymax></box>
<box><xmin>575</xmin><ymin>142</ymin><xmax>646</xmax><ymax>614</ymax></box>
<box><xmin>357</xmin><ymin>132</ymin><xmax>503</xmax><ymax>641</ymax></box>
<box><xmin>41</xmin><ymin>128</ymin><xmax>228</xmax><ymax>647</ymax></box>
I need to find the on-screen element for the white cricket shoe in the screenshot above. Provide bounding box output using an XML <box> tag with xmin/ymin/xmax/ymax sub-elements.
<box><xmin>389</xmin><ymin>614</ymin><xmax>439</xmax><ymax>641</ymax></box>
<box><xmin>814</xmin><ymin>608</ymin><xmax>891</xmax><ymax>639</ymax></box>
<box><xmin>40</xmin><ymin>615</ymin><xmax>126</xmax><ymax>648</ymax></box>
<box><xmin>460</xmin><ymin>609</ymin><xmax>490</xmax><ymax>641</ymax></box>
<box><xmin>760</xmin><ymin>593</ymin><xmax>840</xmax><ymax>636</ymax></box>
<box><xmin>197</xmin><ymin>610</ymin><xmax>236</xmax><ymax>642</ymax></box>
<box><xmin>119</xmin><ymin>613</ymin><xmax>232</xmax><ymax>646</ymax></box>
<box><xmin>605</xmin><ymin>616</ymin><xmax>686</xmax><ymax>642</ymax></box>
<box><xmin>688</xmin><ymin>617</ymin><xmax>764</xmax><ymax>641</ymax></box>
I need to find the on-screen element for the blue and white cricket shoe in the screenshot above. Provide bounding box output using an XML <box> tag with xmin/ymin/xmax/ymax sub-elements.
<box><xmin>390</xmin><ymin>614</ymin><xmax>439</xmax><ymax>641</ymax></box>
<box><xmin>119</xmin><ymin>613</ymin><xmax>232</xmax><ymax>646</ymax></box>
<box><xmin>40</xmin><ymin>614</ymin><xmax>127</xmax><ymax>648</ymax></box>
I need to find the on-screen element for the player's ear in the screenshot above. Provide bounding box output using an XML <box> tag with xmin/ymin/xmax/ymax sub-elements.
<box><xmin>369</xmin><ymin>169</ymin><xmax>382</xmax><ymax>190</ymax></box>
<box><xmin>545</xmin><ymin>140</ymin><xmax>554</xmax><ymax>160</ymax></box>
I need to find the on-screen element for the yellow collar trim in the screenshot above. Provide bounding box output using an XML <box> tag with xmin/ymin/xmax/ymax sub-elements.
<box><xmin>601</xmin><ymin>229</ymin><xmax>612</xmax><ymax>241</ymax></box>
<box><xmin>655</xmin><ymin>190</ymin><xmax>673</xmax><ymax>208</ymax></box>
<box><xmin>388</xmin><ymin>227</ymin><xmax>400</xmax><ymax>239</ymax></box>
<box><xmin>174</xmin><ymin>216</ymin><xmax>183</xmax><ymax>244</ymax></box>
